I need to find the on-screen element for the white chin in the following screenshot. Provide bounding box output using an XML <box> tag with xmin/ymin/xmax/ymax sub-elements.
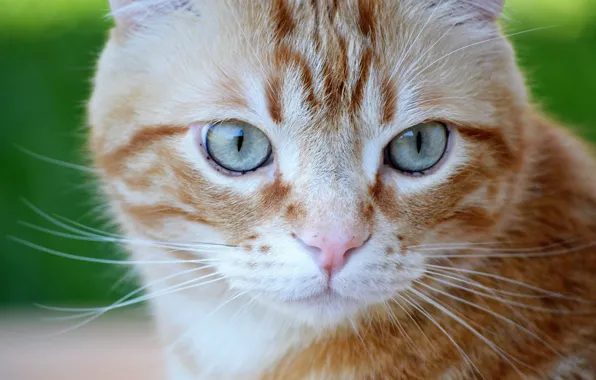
<box><xmin>265</xmin><ymin>291</ymin><xmax>365</xmax><ymax>327</ymax></box>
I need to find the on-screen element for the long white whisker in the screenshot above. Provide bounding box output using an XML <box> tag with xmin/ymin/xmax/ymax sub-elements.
<box><xmin>419</xmin><ymin>241</ymin><xmax>596</xmax><ymax>259</ymax></box>
<box><xmin>39</xmin><ymin>266</ymin><xmax>216</xmax><ymax>316</ymax></box>
<box><xmin>18</xmin><ymin>222</ymin><xmax>233</xmax><ymax>253</ymax></box>
<box><xmin>8</xmin><ymin>236</ymin><xmax>222</xmax><ymax>266</ymax></box>
<box><xmin>402</xmin><ymin>26</ymin><xmax>555</xmax><ymax>93</ymax></box>
<box><xmin>409</xmin><ymin>288</ymin><xmax>528</xmax><ymax>378</ymax></box>
<box><xmin>391</xmin><ymin>0</ymin><xmax>446</xmax><ymax>81</ymax></box>
<box><xmin>21</xmin><ymin>199</ymin><xmax>237</xmax><ymax>250</ymax></box>
<box><xmin>409</xmin><ymin>241</ymin><xmax>506</xmax><ymax>249</ymax></box>
<box><xmin>440</xmin><ymin>270</ymin><xmax>568</xmax><ymax>359</ymax></box>
<box><xmin>423</xmin><ymin>274</ymin><xmax>585</xmax><ymax>314</ymax></box>
<box><xmin>397</xmin><ymin>22</ymin><xmax>456</xmax><ymax>83</ymax></box>
<box><xmin>421</xmin><ymin>264</ymin><xmax>578</xmax><ymax>299</ymax></box>
<box><xmin>35</xmin><ymin>275</ymin><xmax>226</xmax><ymax>340</ymax></box>
<box><xmin>409</xmin><ymin>238</ymin><xmax>578</xmax><ymax>252</ymax></box>
<box><xmin>167</xmin><ymin>289</ymin><xmax>249</xmax><ymax>353</ymax></box>
<box><xmin>391</xmin><ymin>296</ymin><xmax>436</xmax><ymax>353</ymax></box>
<box><xmin>415</xmin><ymin>280</ymin><xmax>563</xmax><ymax>360</ymax></box>
<box><xmin>223</xmin><ymin>0</ymin><xmax>274</xmax><ymax>95</ymax></box>
<box><xmin>398</xmin><ymin>292</ymin><xmax>484</xmax><ymax>379</ymax></box>
<box><xmin>422</xmin><ymin>269</ymin><xmax>555</xmax><ymax>299</ymax></box>
<box><xmin>15</xmin><ymin>145</ymin><xmax>101</xmax><ymax>174</ymax></box>
<box><xmin>53</xmin><ymin>214</ymin><xmax>123</xmax><ymax>238</ymax></box>
<box><xmin>382</xmin><ymin>301</ymin><xmax>423</xmax><ymax>357</ymax></box>
<box><xmin>348</xmin><ymin>316</ymin><xmax>373</xmax><ymax>358</ymax></box>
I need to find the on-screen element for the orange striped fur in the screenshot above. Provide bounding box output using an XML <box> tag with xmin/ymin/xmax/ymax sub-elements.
<box><xmin>89</xmin><ymin>1</ymin><xmax>596</xmax><ymax>378</ymax></box>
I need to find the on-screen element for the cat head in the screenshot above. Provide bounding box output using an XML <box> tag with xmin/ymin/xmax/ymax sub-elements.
<box><xmin>89</xmin><ymin>0</ymin><xmax>527</xmax><ymax>326</ymax></box>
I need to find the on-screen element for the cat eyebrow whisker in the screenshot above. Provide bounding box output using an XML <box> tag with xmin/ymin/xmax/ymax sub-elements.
<box><xmin>407</xmin><ymin>288</ymin><xmax>530</xmax><ymax>378</ymax></box>
<box><xmin>397</xmin><ymin>292</ymin><xmax>485</xmax><ymax>379</ymax></box>
<box><xmin>391</xmin><ymin>19</ymin><xmax>456</xmax><ymax>83</ymax></box>
<box><xmin>391</xmin><ymin>0</ymin><xmax>448</xmax><ymax>82</ymax></box>
<box><xmin>401</xmin><ymin>25</ymin><xmax>557</xmax><ymax>94</ymax></box>
<box><xmin>222</xmin><ymin>0</ymin><xmax>274</xmax><ymax>96</ymax></box>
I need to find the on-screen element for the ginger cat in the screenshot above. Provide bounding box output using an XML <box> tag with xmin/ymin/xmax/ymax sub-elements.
<box><xmin>88</xmin><ymin>0</ymin><xmax>596</xmax><ymax>378</ymax></box>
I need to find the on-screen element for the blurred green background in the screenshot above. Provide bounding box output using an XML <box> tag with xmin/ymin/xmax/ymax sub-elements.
<box><xmin>1</xmin><ymin>0</ymin><xmax>595</xmax><ymax>309</ymax></box>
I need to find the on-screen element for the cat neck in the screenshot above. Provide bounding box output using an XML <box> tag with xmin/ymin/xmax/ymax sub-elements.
<box><xmin>138</xmin><ymin>260</ymin><xmax>317</xmax><ymax>379</ymax></box>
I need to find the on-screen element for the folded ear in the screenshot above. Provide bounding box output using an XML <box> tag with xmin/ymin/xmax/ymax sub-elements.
<box><xmin>108</xmin><ymin>0</ymin><xmax>191</xmax><ymax>31</ymax></box>
<box><xmin>109</xmin><ymin>0</ymin><xmax>143</xmax><ymax>30</ymax></box>
<box><xmin>461</xmin><ymin>0</ymin><xmax>505</xmax><ymax>20</ymax></box>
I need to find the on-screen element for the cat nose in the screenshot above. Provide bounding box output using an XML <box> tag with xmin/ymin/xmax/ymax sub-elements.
<box><xmin>295</xmin><ymin>226</ymin><xmax>369</xmax><ymax>277</ymax></box>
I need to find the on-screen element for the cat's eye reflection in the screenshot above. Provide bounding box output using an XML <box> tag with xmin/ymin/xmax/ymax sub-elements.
<box><xmin>205</xmin><ymin>121</ymin><xmax>273</xmax><ymax>173</ymax></box>
<box><xmin>385</xmin><ymin>121</ymin><xmax>449</xmax><ymax>174</ymax></box>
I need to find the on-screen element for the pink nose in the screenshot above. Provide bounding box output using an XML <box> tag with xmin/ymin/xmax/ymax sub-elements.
<box><xmin>295</xmin><ymin>226</ymin><xmax>369</xmax><ymax>277</ymax></box>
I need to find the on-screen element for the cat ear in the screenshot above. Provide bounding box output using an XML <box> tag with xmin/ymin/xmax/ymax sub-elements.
<box><xmin>109</xmin><ymin>0</ymin><xmax>190</xmax><ymax>31</ymax></box>
<box><xmin>108</xmin><ymin>0</ymin><xmax>145</xmax><ymax>30</ymax></box>
<box><xmin>460</xmin><ymin>0</ymin><xmax>505</xmax><ymax>20</ymax></box>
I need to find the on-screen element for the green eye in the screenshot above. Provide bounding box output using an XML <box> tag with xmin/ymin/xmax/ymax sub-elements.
<box><xmin>386</xmin><ymin>122</ymin><xmax>449</xmax><ymax>173</ymax></box>
<box><xmin>205</xmin><ymin>121</ymin><xmax>272</xmax><ymax>173</ymax></box>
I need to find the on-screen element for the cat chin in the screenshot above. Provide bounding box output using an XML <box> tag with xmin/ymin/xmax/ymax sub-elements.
<box><xmin>255</xmin><ymin>291</ymin><xmax>375</xmax><ymax>328</ymax></box>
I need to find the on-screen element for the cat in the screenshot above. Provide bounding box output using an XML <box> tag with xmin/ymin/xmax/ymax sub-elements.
<box><xmin>87</xmin><ymin>0</ymin><xmax>596</xmax><ymax>378</ymax></box>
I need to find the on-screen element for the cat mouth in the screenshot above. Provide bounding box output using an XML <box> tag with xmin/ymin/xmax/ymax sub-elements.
<box><xmin>282</xmin><ymin>289</ymin><xmax>356</xmax><ymax>306</ymax></box>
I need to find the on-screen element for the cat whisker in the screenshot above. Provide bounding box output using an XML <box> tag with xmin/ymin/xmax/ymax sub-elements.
<box><xmin>223</xmin><ymin>0</ymin><xmax>275</xmax><ymax>95</ymax></box>
<box><xmin>38</xmin><ymin>266</ymin><xmax>218</xmax><ymax>316</ymax></box>
<box><xmin>167</xmin><ymin>288</ymin><xmax>250</xmax><ymax>353</ymax></box>
<box><xmin>415</xmin><ymin>242</ymin><xmax>596</xmax><ymax>258</ymax></box>
<box><xmin>433</xmin><ymin>268</ymin><xmax>566</xmax><ymax>354</ymax></box>
<box><xmin>381</xmin><ymin>301</ymin><xmax>423</xmax><ymax>358</ymax></box>
<box><xmin>21</xmin><ymin>199</ymin><xmax>239</xmax><ymax>250</ymax></box>
<box><xmin>407</xmin><ymin>238</ymin><xmax>579</xmax><ymax>250</ymax></box>
<box><xmin>53</xmin><ymin>213</ymin><xmax>124</xmax><ymax>238</ymax></box>
<box><xmin>421</xmin><ymin>273</ymin><xmax>592</xmax><ymax>314</ymax></box>
<box><xmin>391</xmin><ymin>296</ymin><xmax>436</xmax><ymax>353</ymax></box>
<box><xmin>420</xmin><ymin>263</ymin><xmax>590</xmax><ymax>302</ymax></box>
<box><xmin>414</xmin><ymin>279</ymin><xmax>564</xmax><ymax>360</ymax></box>
<box><xmin>15</xmin><ymin>145</ymin><xmax>102</xmax><ymax>174</ymax></box>
<box><xmin>229</xmin><ymin>295</ymin><xmax>260</xmax><ymax>325</ymax></box>
<box><xmin>391</xmin><ymin>0</ymin><xmax>447</xmax><ymax>81</ymax></box>
<box><xmin>392</xmin><ymin>20</ymin><xmax>457</xmax><ymax>83</ymax></box>
<box><xmin>421</xmin><ymin>268</ymin><xmax>556</xmax><ymax>299</ymax></box>
<box><xmin>397</xmin><ymin>292</ymin><xmax>485</xmax><ymax>379</ymax></box>
<box><xmin>348</xmin><ymin>316</ymin><xmax>373</xmax><ymax>358</ymax></box>
<box><xmin>34</xmin><ymin>273</ymin><xmax>227</xmax><ymax>340</ymax></box>
<box><xmin>407</xmin><ymin>288</ymin><xmax>528</xmax><ymax>379</ymax></box>
<box><xmin>8</xmin><ymin>236</ymin><xmax>224</xmax><ymax>266</ymax></box>
<box><xmin>18</xmin><ymin>221</ymin><xmax>235</xmax><ymax>253</ymax></box>
<box><xmin>402</xmin><ymin>25</ymin><xmax>556</xmax><ymax>93</ymax></box>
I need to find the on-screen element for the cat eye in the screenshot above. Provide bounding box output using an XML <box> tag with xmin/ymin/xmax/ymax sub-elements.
<box><xmin>385</xmin><ymin>121</ymin><xmax>449</xmax><ymax>174</ymax></box>
<box><xmin>205</xmin><ymin>121</ymin><xmax>272</xmax><ymax>173</ymax></box>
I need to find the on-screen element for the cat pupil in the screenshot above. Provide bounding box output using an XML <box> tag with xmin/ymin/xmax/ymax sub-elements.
<box><xmin>416</xmin><ymin>131</ymin><xmax>422</xmax><ymax>154</ymax></box>
<box><xmin>236</xmin><ymin>131</ymin><xmax>244</xmax><ymax>152</ymax></box>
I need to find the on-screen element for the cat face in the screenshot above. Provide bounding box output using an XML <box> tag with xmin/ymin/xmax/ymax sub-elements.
<box><xmin>90</xmin><ymin>0</ymin><xmax>527</xmax><ymax>326</ymax></box>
